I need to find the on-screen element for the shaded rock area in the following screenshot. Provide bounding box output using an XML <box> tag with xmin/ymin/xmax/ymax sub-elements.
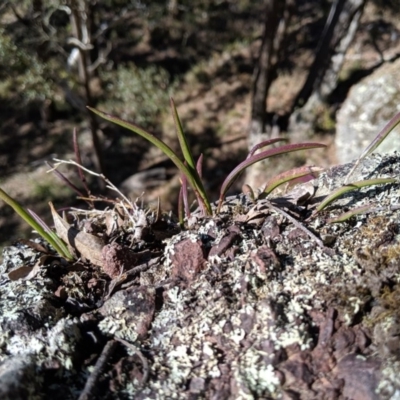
<box><xmin>1</xmin><ymin>154</ymin><xmax>400</xmax><ymax>399</ymax></box>
<box><xmin>336</xmin><ymin>57</ymin><xmax>400</xmax><ymax>164</ymax></box>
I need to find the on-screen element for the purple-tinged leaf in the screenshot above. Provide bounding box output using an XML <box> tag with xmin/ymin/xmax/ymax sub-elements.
<box><xmin>28</xmin><ymin>209</ymin><xmax>53</xmax><ymax>233</ymax></box>
<box><xmin>316</xmin><ymin>177</ymin><xmax>396</xmax><ymax>212</ymax></box>
<box><xmin>196</xmin><ymin>153</ymin><xmax>204</xmax><ymax>178</ymax></box>
<box><xmin>73</xmin><ymin>128</ymin><xmax>91</xmax><ymax>198</ymax></box>
<box><xmin>180</xmin><ymin>169</ymin><xmax>191</xmax><ymax>218</ymax></box>
<box><xmin>178</xmin><ymin>186</ymin><xmax>184</xmax><ymax>227</ymax></box>
<box><xmin>171</xmin><ymin>98</ymin><xmax>210</xmax><ymax>212</ymax></box>
<box><xmin>247</xmin><ymin>138</ymin><xmax>287</xmax><ymax>158</ymax></box>
<box><xmin>242</xmin><ymin>184</ymin><xmax>256</xmax><ymax>202</ymax></box>
<box><xmin>217</xmin><ymin>142</ymin><xmax>326</xmax><ymax>212</ymax></box>
<box><xmin>0</xmin><ymin>186</ymin><xmax>73</xmax><ymax>259</ymax></box>
<box><xmin>46</xmin><ymin>161</ymin><xmax>85</xmax><ymax>198</ymax></box>
<box><xmin>263</xmin><ymin>166</ymin><xmax>324</xmax><ymax>195</ymax></box>
<box><xmin>29</xmin><ymin>208</ymin><xmax>72</xmax><ymax>259</ymax></box>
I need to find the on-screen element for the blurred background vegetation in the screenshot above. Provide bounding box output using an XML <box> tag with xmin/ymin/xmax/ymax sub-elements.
<box><xmin>0</xmin><ymin>0</ymin><xmax>399</xmax><ymax>254</ymax></box>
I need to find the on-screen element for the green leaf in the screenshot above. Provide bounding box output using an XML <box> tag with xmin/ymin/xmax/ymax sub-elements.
<box><xmin>0</xmin><ymin>187</ymin><xmax>73</xmax><ymax>260</ymax></box>
<box><xmin>327</xmin><ymin>204</ymin><xmax>373</xmax><ymax>223</ymax></box>
<box><xmin>88</xmin><ymin>106</ymin><xmax>212</xmax><ymax>215</ymax></box>
<box><xmin>170</xmin><ymin>98</ymin><xmax>196</xmax><ymax>171</ymax></box>
<box><xmin>316</xmin><ymin>178</ymin><xmax>396</xmax><ymax>212</ymax></box>
<box><xmin>170</xmin><ymin>99</ymin><xmax>210</xmax><ymax>213</ymax></box>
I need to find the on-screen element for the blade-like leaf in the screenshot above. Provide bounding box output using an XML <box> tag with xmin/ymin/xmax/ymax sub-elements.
<box><xmin>170</xmin><ymin>99</ymin><xmax>210</xmax><ymax>211</ymax></box>
<box><xmin>73</xmin><ymin>128</ymin><xmax>91</xmax><ymax>198</ymax></box>
<box><xmin>46</xmin><ymin>161</ymin><xmax>85</xmax><ymax>198</ymax></box>
<box><xmin>28</xmin><ymin>208</ymin><xmax>72</xmax><ymax>259</ymax></box>
<box><xmin>242</xmin><ymin>184</ymin><xmax>256</xmax><ymax>202</ymax></box>
<box><xmin>196</xmin><ymin>153</ymin><xmax>204</xmax><ymax>178</ymax></box>
<box><xmin>178</xmin><ymin>186</ymin><xmax>184</xmax><ymax>227</ymax></box>
<box><xmin>345</xmin><ymin>110</ymin><xmax>400</xmax><ymax>182</ymax></box>
<box><xmin>263</xmin><ymin>166</ymin><xmax>324</xmax><ymax>195</ymax></box>
<box><xmin>180</xmin><ymin>169</ymin><xmax>191</xmax><ymax>218</ymax></box>
<box><xmin>217</xmin><ymin>142</ymin><xmax>326</xmax><ymax>211</ymax></box>
<box><xmin>316</xmin><ymin>177</ymin><xmax>396</xmax><ymax>212</ymax></box>
<box><xmin>170</xmin><ymin>98</ymin><xmax>196</xmax><ymax>171</ymax></box>
<box><xmin>247</xmin><ymin>138</ymin><xmax>287</xmax><ymax>158</ymax></box>
<box><xmin>0</xmin><ymin>187</ymin><xmax>73</xmax><ymax>260</ymax></box>
<box><xmin>88</xmin><ymin>106</ymin><xmax>212</xmax><ymax>215</ymax></box>
<box><xmin>327</xmin><ymin>204</ymin><xmax>374</xmax><ymax>223</ymax></box>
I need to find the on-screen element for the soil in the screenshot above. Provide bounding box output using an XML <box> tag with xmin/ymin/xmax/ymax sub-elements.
<box><xmin>1</xmin><ymin>153</ymin><xmax>400</xmax><ymax>399</ymax></box>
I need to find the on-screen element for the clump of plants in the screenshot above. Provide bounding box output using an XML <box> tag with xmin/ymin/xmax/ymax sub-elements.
<box><xmin>89</xmin><ymin>99</ymin><xmax>327</xmax><ymax>220</ymax></box>
<box><xmin>0</xmin><ymin>101</ymin><xmax>399</xmax><ymax>264</ymax></box>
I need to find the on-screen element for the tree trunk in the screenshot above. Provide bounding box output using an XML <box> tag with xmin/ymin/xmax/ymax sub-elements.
<box><xmin>69</xmin><ymin>0</ymin><xmax>105</xmax><ymax>181</ymax></box>
<box><xmin>248</xmin><ymin>0</ymin><xmax>287</xmax><ymax>150</ymax></box>
<box><xmin>289</xmin><ymin>0</ymin><xmax>366</xmax><ymax>136</ymax></box>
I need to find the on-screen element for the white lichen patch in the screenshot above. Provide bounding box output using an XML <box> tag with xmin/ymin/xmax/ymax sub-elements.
<box><xmin>377</xmin><ymin>360</ymin><xmax>400</xmax><ymax>399</ymax></box>
<box><xmin>1</xmin><ymin>154</ymin><xmax>400</xmax><ymax>398</ymax></box>
<box><xmin>239</xmin><ymin>350</ymin><xmax>281</xmax><ymax>395</ymax></box>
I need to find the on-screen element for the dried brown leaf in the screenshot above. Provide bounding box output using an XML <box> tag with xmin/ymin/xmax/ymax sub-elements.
<box><xmin>50</xmin><ymin>203</ymin><xmax>105</xmax><ymax>267</ymax></box>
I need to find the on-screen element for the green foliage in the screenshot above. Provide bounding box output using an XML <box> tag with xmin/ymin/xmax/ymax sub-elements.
<box><xmin>316</xmin><ymin>178</ymin><xmax>396</xmax><ymax>213</ymax></box>
<box><xmin>0</xmin><ymin>187</ymin><xmax>73</xmax><ymax>260</ymax></box>
<box><xmin>100</xmin><ymin>64</ymin><xmax>176</xmax><ymax>128</ymax></box>
<box><xmin>0</xmin><ymin>30</ymin><xmax>54</xmax><ymax>102</ymax></box>
<box><xmin>89</xmin><ymin>101</ymin><xmax>326</xmax><ymax>218</ymax></box>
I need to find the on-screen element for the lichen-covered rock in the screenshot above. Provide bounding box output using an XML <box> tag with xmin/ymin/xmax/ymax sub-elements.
<box><xmin>0</xmin><ymin>355</ymin><xmax>40</xmax><ymax>400</ymax></box>
<box><xmin>336</xmin><ymin>58</ymin><xmax>400</xmax><ymax>163</ymax></box>
<box><xmin>1</xmin><ymin>154</ymin><xmax>400</xmax><ymax>399</ymax></box>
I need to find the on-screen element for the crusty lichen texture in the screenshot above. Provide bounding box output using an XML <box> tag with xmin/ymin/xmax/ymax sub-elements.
<box><xmin>1</xmin><ymin>153</ymin><xmax>400</xmax><ymax>399</ymax></box>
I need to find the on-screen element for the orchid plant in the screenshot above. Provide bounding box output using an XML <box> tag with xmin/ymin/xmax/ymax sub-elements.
<box><xmin>1</xmin><ymin>102</ymin><xmax>399</xmax><ymax>260</ymax></box>
<box><xmin>88</xmin><ymin>99</ymin><xmax>326</xmax><ymax>221</ymax></box>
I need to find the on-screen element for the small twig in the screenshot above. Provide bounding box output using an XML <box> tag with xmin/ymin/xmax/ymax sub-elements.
<box><xmin>105</xmin><ymin>257</ymin><xmax>162</xmax><ymax>299</ymax></box>
<box><xmin>266</xmin><ymin>200</ymin><xmax>326</xmax><ymax>250</ymax></box>
<box><xmin>78</xmin><ymin>339</ymin><xmax>117</xmax><ymax>400</ymax></box>
<box><xmin>125</xmin><ymin>257</ymin><xmax>161</xmax><ymax>277</ymax></box>
<box><xmin>49</xmin><ymin>159</ymin><xmax>133</xmax><ymax>207</ymax></box>
<box><xmin>114</xmin><ymin>337</ymin><xmax>149</xmax><ymax>386</ymax></box>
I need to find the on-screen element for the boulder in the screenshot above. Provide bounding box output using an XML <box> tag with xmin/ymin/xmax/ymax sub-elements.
<box><xmin>1</xmin><ymin>154</ymin><xmax>400</xmax><ymax>399</ymax></box>
<box><xmin>336</xmin><ymin>58</ymin><xmax>400</xmax><ymax>163</ymax></box>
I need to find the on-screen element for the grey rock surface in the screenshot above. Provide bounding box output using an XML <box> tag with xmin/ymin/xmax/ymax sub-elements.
<box><xmin>0</xmin><ymin>356</ymin><xmax>38</xmax><ymax>400</ymax></box>
<box><xmin>1</xmin><ymin>154</ymin><xmax>400</xmax><ymax>399</ymax></box>
<box><xmin>336</xmin><ymin>58</ymin><xmax>400</xmax><ymax>164</ymax></box>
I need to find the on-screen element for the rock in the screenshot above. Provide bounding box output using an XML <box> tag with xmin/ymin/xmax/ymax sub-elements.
<box><xmin>1</xmin><ymin>154</ymin><xmax>400</xmax><ymax>398</ymax></box>
<box><xmin>336</xmin><ymin>58</ymin><xmax>400</xmax><ymax>163</ymax></box>
<box><xmin>0</xmin><ymin>356</ymin><xmax>39</xmax><ymax>400</ymax></box>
